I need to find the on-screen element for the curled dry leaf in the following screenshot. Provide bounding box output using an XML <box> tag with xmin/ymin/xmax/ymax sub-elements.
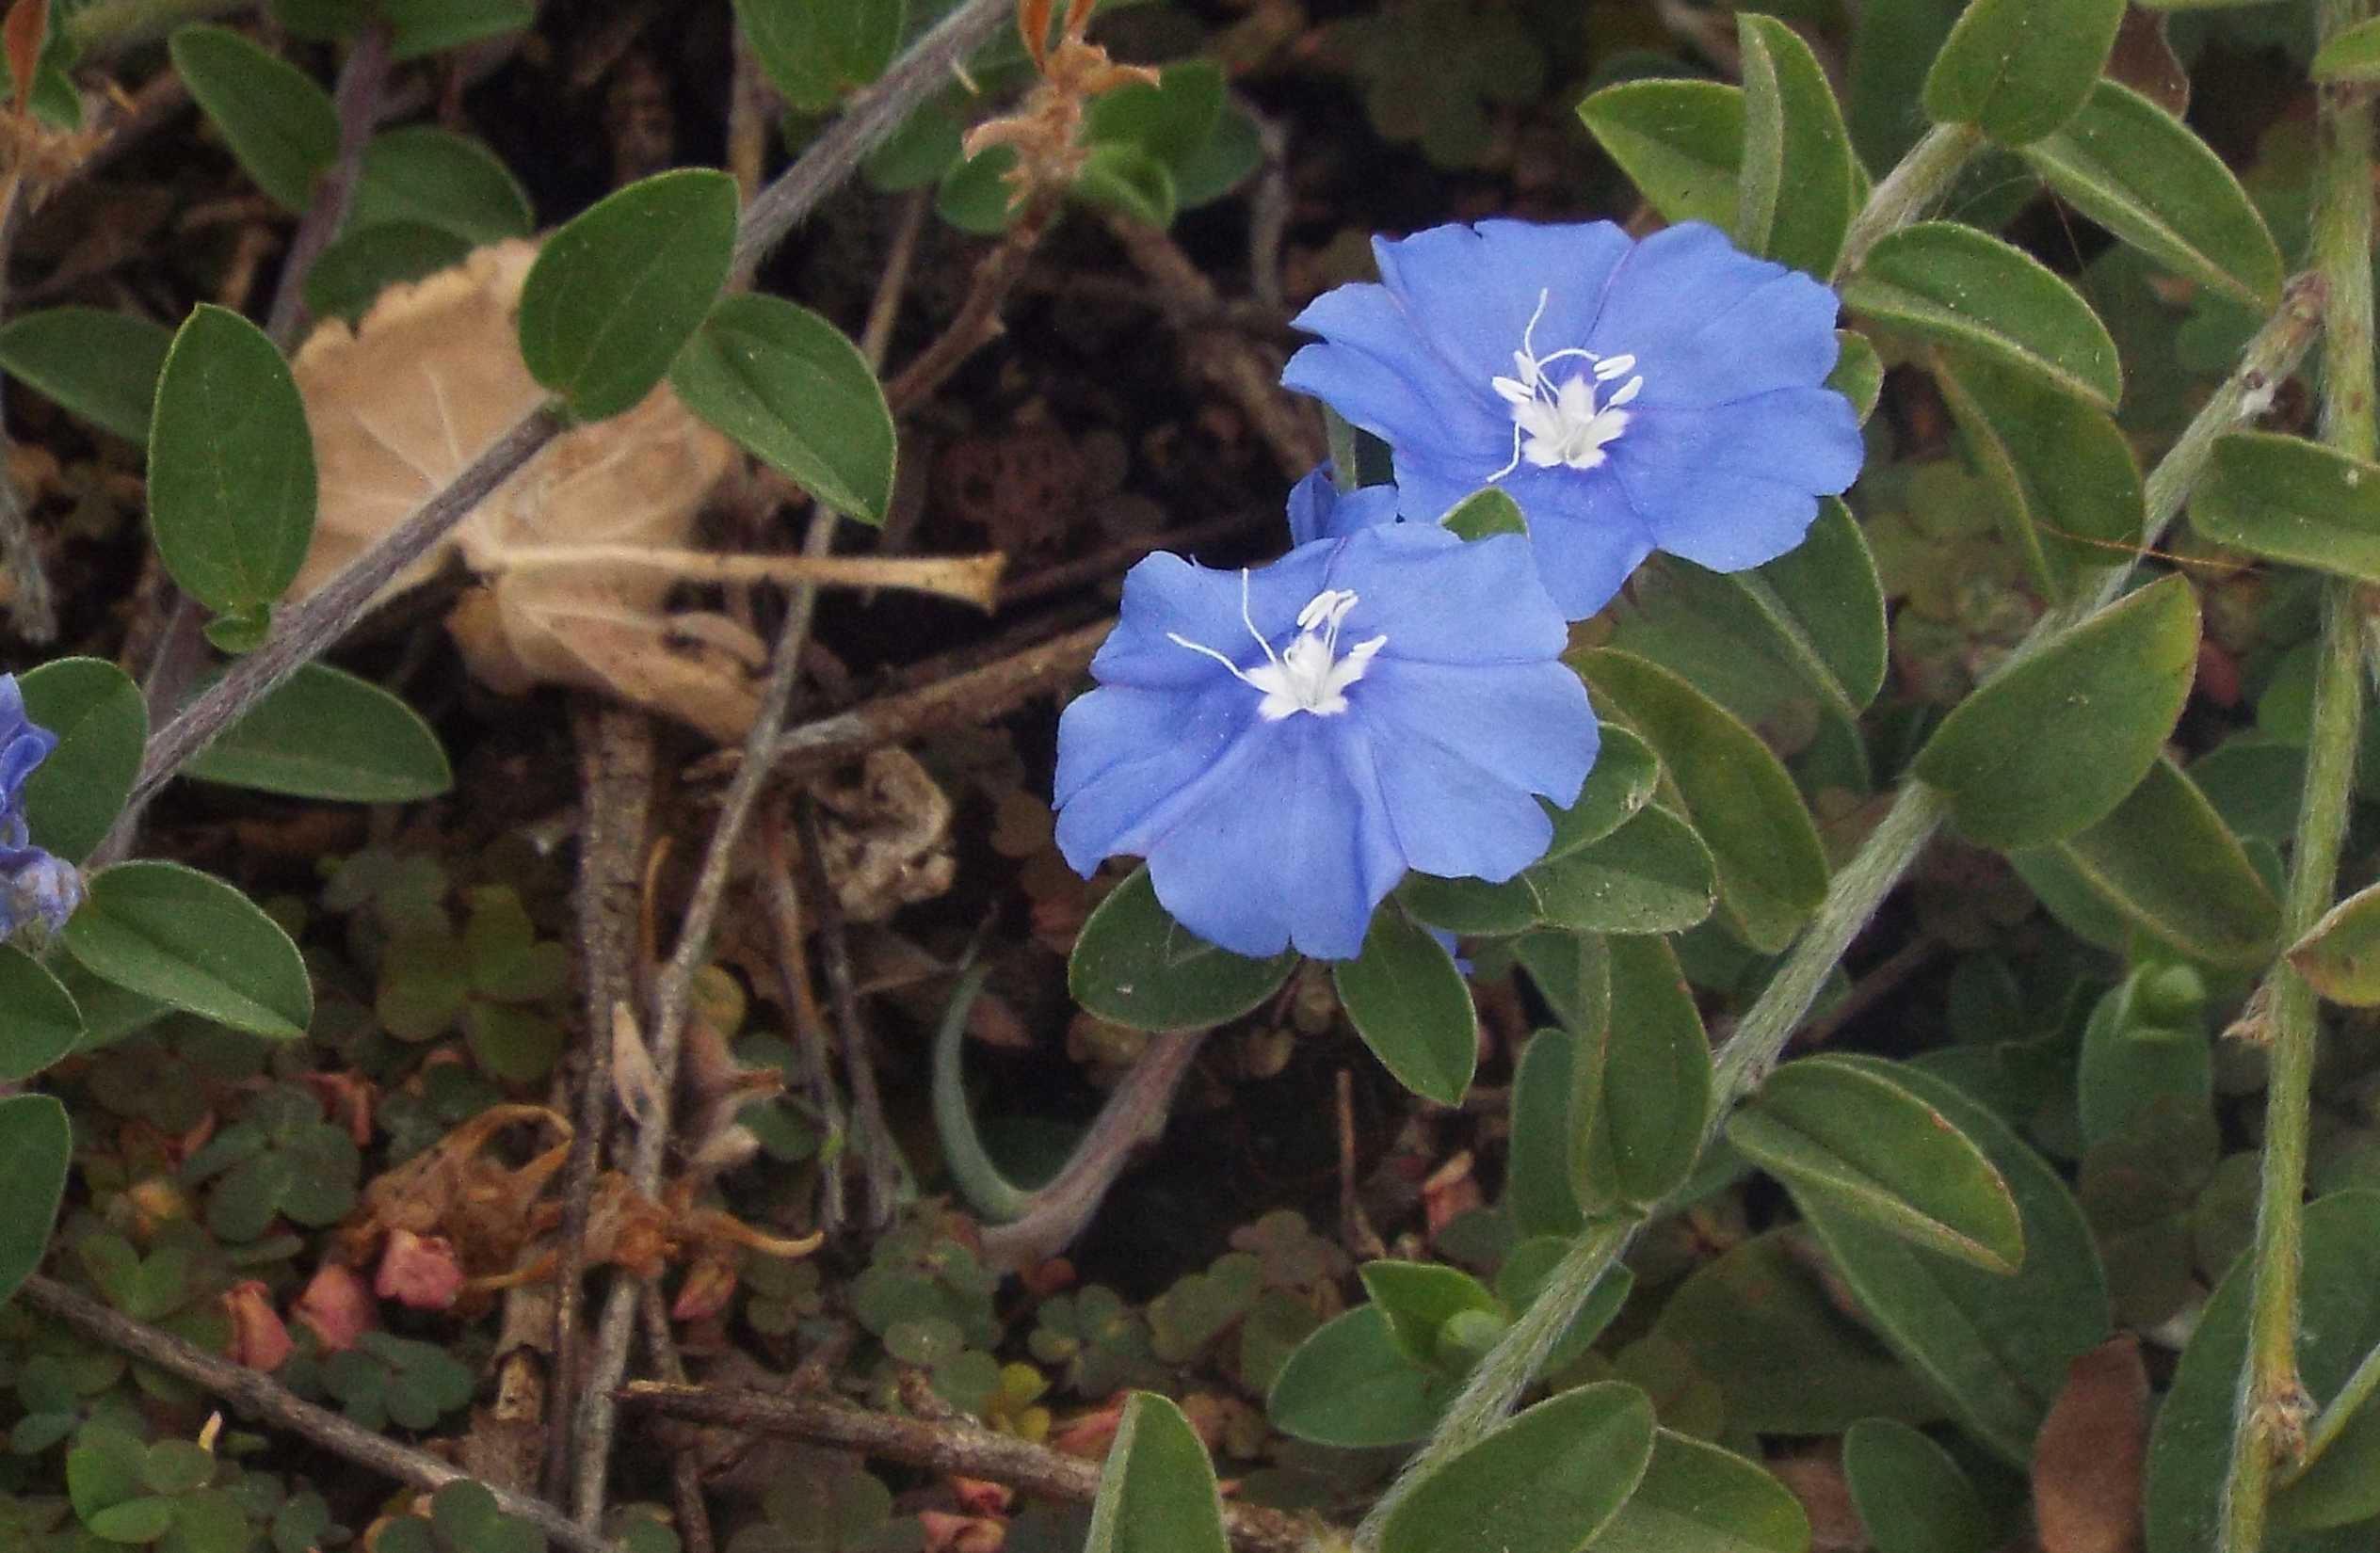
<box><xmin>291</xmin><ymin>240</ymin><xmax>1002</xmax><ymax>740</ymax></box>
<box><xmin>2034</xmin><ymin>1335</ymin><xmax>2149</xmax><ymax>1553</ymax></box>
<box><xmin>222</xmin><ymin>1279</ymin><xmax>294</xmax><ymax>1370</ymax></box>
<box><xmin>810</xmin><ymin>747</ymin><xmax>957</xmax><ymax>921</ymax></box>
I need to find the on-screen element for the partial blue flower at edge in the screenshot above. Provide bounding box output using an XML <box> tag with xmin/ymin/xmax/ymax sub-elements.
<box><xmin>1286</xmin><ymin>465</ymin><xmax>1400</xmax><ymax>545</ymax></box>
<box><xmin>0</xmin><ymin>672</ymin><xmax>81</xmax><ymax>940</ymax></box>
<box><xmin>1053</xmin><ymin>521</ymin><xmax>1597</xmax><ymax>962</ymax></box>
<box><xmin>1283</xmin><ymin>218</ymin><xmax>1865</xmax><ymax>619</ymax></box>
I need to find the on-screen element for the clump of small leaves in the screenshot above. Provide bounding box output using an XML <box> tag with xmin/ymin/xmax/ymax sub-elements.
<box><xmin>318</xmin><ymin>1333</ymin><xmax>475</xmax><ymax>1432</ymax></box>
<box><xmin>1334</xmin><ymin>0</ymin><xmax>1545</xmax><ymax>168</ymax></box>
<box><xmin>727</xmin><ymin>1467</ymin><xmax>919</xmax><ymax>1553</ymax></box>
<box><xmin>378</xmin><ymin>1481</ymin><xmax>544</xmax><ymax>1553</ymax></box>
<box><xmin>63</xmin><ymin>1424</ymin><xmax>247</xmax><ymax>1552</ymax></box>
<box><xmin>182</xmin><ymin>1084</ymin><xmax>360</xmax><ymax>1244</ymax></box>
<box><xmin>374</xmin><ymin>884</ymin><xmax>570</xmax><ymax>1082</ymax></box>
<box><xmin>1147</xmin><ymin>1251</ymin><xmax>1261</xmax><ymax>1365</ymax></box>
<box><xmin>1029</xmin><ymin>1285</ymin><xmax>1163</xmax><ymax>1397</ymax></box>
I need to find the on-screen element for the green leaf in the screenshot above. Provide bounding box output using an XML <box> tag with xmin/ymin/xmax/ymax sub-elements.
<box><xmin>1735</xmin><ymin>13</ymin><xmax>1857</xmax><ymax>276</ymax></box>
<box><xmin>1577</xmin><ymin>79</ymin><xmax>1743</xmax><ymax>230</ymax></box>
<box><xmin>1931</xmin><ymin>345</ymin><xmax>2143</xmax><ymax>600</ymax></box>
<box><xmin>65</xmin><ymin>861</ymin><xmax>313</xmax><ymax>1039</ymax></box>
<box><xmin>1517</xmin><ymin>929</ymin><xmax>1609</xmax><ymax>1041</ymax></box>
<box><xmin>2075</xmin><ymin>967</ymin><xmax>2210</xmax><ymax>1146</ymax></box>
<box><xmin>2148</xmin><ymin>1192</ymin><xmax>2380</xmax><ymax>1550</ymax></box>
<box><xmin>16</xmin><ymin>656</ymin><xmax>145</xmax><ymax>863</ymax></box>
<box><xmin>1830</xmin><ymin>329</ymin><xmax>1884</xmax><ymax>424</ymax></box>
<box><xmin>1545</xmin><ymin>724</ymin><xmax>1663</xmax><ymax>858</ymax></box>
<box><xmin>1574</xmin><ymin>648</ymin><xmax>1827</xmax><ymax>952</ymax></box>
<box><xmin>184</xmin><ymin>663</ymin><xmax>451</xmax><ymax>802</ymax></box>
<box><xmin>1086</xmin><ymin>60</ymin><xmax>1227</xmax><ymax>169</ymax></box>
<box><xmin>149</xmin><ymin>304</ymin><xmax>317</xmax><ymax>616</ymax></box>
<box><xmin>2036</xmin><ymin>755</ymin><xmax>2280</xmax><ymax>969</ymax></box>
<box><xmin>1169</xmin><ymin>100</ymin><xmax>1263</xmax><ymax>210</ymax></box>
<box><xmin>1267</xmin><ymin>1305</ymin><xmax>1459</xmax><ymax>1447</ymax></box>
<box><xmin>1085</xmin><ymin>1393</ymin><xmax>1228</xmax><ymax>1553</ymax></box>
<box><xmin>2191</xmin><ymin>430</ymin><xmax>2380</xmax><ymax>584</ymax></box>
<box><xmin>0</xmin><ymin>1095</ymin><xmax>70</xmax><ymax>1303</ymax></box>
<box><xmin>2289</xmin><ymin>879</ymin><xmax>2380</xmax><ymax>1006</ymax></box>
<box><xmin>2018</xmin><ymin>78</ymin><xmax>2282</xmax><ymax>310</ymax></box>
<box><xmin>1841</xmin><ymin>1418</ymin><xmax>1992</xmax><ymax>1553</ymax></box>
<box><xmin>1913</xmin><ymin>575</ymin><xmax>2199</xmax><ymax>849</ymax></box>
<box><xmin>1523</xmin><ymin>806</ymin><xmax>1719</xmax><ymax>937</ymax></box>
<box><xmin>1359</xmin><ymin>1260</ymin><xmax>1502</xmax><ymax>1368</ymax></box>
<box><xmin>0</xmin><ymin>308</ymin><xmax>173</xmax><ymax>443</ymax></box>
<box><xmin>2313</xmin><ymin>16</ymin><xmax>2380</xmax><ymax>82</ymax></box>
<box><xmin>169</xmin><ymin>25</ymin><xmax>337</xmax><ymax>212</ymax></box>
<box><xmin>1922</xmin><ymin>0</ymin><xmax>2124</xmax><ymax>145</ymax></box>
<box><xmin>1842</xmin><ymin>223</ymin><xmax>2122</xmax><ymax>408</ymax></box>
<box><xmin>1443</xmin><ymin>487</ymin><xmax>1528</xmax><ymax>542</ymax></box>
<box><xmin>1507</xmin><ymin>1029</ymin><xmax>1584</xmax><ymax>1239</ymax></box>
<box><xmin>352</xmin><ymin>127</ymin><xmax>534</xmax><ymax>243</ymax></box>
<box><xmin>733</xmin><ymin>0</ymin><xmax>907</xmax><ymax>112</ymax></box>
<box><xmin>1594</xmin><ymin>1431</ymin><xmax>1809</xmax><ymax>1553</ymax></box>
<box><xmin>1069</xmin><ymin>867</ymin><xmax>1296</xmax><ymax>1033</ymax></box>
<box><xmin>1574</xmin><ymin>934</ymin><xmax>1713</xmax><ymax>1213</ymax></box>
<box><xmin>938</xmin><ymin>145</ymin><xmax>1021</xmax><ymax>235</ymax></box>
<box><xmin>519</xmin><ymin>168</ymin><xmax>739</xmax><ymax>421</ymax></box>
<box><xmin>668</xmin><ymin>293</ymin><xmax>896</xmax><ymax>523</ymax></box>
<box><xmin>1075</xmin><ymin>141</ymin><xmax>1178</xmax><ymax>229</ymax></box>
<box><xmin>1730</xmin><ymin>1054</ymin><xmax>2025</xmax><ymax>1273</ymax></box>
<box><xmin>88</xmin><ymin>1496</ymin><xmax>177</xmax><ymax>1543</ymax></box>
<box><xmin>1381</xmin><ymin>1383</ymin><xmax>1657</xmax><ymax>1553</ymax></box>
<box><xmin>1333</xmin><ymin>905</ymin><xmax>1476</xmax><ymax>1105</ymax></box>
<box><xmin>377</xmin><ymin>0</ymin><xmax>537</xmax><ymax>58</ymax></box>
<box><xmin>0</xmin><ymin>947</ymin><xmax>81</xmax><ymax>1082</ymax></box>
<box><xmin>1806</xmin><ymin>1058</ymin><xmax>2110</xmax><ymax>1463</ymax></box>
<box><xmin>302</xmin><ymin>221</ymin><xmax>475</xmax><ymax>323</ymax></box>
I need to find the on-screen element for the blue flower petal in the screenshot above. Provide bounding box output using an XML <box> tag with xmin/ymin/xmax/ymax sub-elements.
<box><xmin>1357</xmin><ymin>657</ymin><xmax>1599</xmax><ymax>808</ymax></box>
<box><xmin>1284</xmin><ymin>288</ymin><xmax>1505</xmax><ymax>462</ymax></box>
<box><xmin>1320</xmin><ymin>523</ymin><xmax>1567</xmax><ymax>664</ymax></box>
<box><xmin>1496</xmin><ymin>464</ymin><xmax>1657</xmax><ymax>618</ymax></box>
<box><xmin>1287</xmin><ymin>466</ymin><xmax>1401</xmax><ymax>545</ymax></box>
<box><xmin>1364</xmin><ymin>726</ymin><xmax>1555</xmax><ymax>882</ymax></box>
<box><xmin>1616</xmin><ymin>387</ymin><xmax>1865</xmax><ymax>569</ymax></box>
<box><xmin>1372</xmin><ymin>219</ymin><xmax>1634</xmax><ymax>387</ymax></box>
<box><xmin>1053</xmin><ymin>680</ymin><xmax>1261</xmax><ymax>863</ymax></box>
<box><xmin>1582</xmin><ymin>224</ymin><xmax>1825</xmax><ymax>398</ymax></box>
<box><xmin>1143</xmin><ymin>716</ymin><xmax>1404</xmax><ymax>960</ymax></box>
<box><xmin>1088</xmin><ymin>546</ymin><xmax>1337</xmax><ymax>690</ymax></box>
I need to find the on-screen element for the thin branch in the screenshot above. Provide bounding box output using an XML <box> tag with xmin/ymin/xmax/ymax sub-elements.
<box><xmin>801</xmin><ymin>798</ymin><xmax>906</xmax><ymax>1229</ymax></box>
<box><xmin>16</xmin><ymin>1274</ymin><xmax>621</xmax><ymax>1553</ymax></box>
<box><xmin>265</xmin><ymin>25</ymin><xmax>389</xmax><ymax>347</ymax></box>
<box><xmin>619</xmin><ymin>1382</ymin><xmax>1327</xmax><ymax>1553</ymax></box>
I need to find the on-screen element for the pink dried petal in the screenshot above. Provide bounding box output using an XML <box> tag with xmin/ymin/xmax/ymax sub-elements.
<box><xmin>223</xmin><ymin>1280</ymin><xmax>293</xmax><ymax>1371</ymax></box>
<box><xmin>291</xmin><ymin>1263</ymin><xmax>377</xmax><ymax>1353</ymax></box>
<box><xmin>376</xmin><ymin>1228</ymin><xmax>464</xmax><ymax>1311</ymax></box>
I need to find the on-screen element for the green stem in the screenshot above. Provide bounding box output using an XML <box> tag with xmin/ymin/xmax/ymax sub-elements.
<box><xmin>2284</xmin><ymin>1337</ymin><xmax>2380</xmax><ymax>1486</ymax></box>
<box><xmin>1833</xmin><ymin>121</ymin><xmax>1984</xmax><ymax>280</ymax></box>
<box><xmin>2219</xmin><ymin>8</ymin><xmax>2375</xmax><ymax>1545</ymax></box>
<box><xmin>1361</xmin><ymin>263</ymin><xmax>2328</xmax><ymax>1553</ymax></box>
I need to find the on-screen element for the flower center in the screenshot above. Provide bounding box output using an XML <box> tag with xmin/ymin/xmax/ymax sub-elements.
<box><xmin>1488</xmin><ymin>288</ymin><xmax>1643</xmax><ymax>480</ymax></box>
<box><xmin>1168</xmin><ymin>572</ymin><xmax>1388</xmax><ymax>720</ymax></box>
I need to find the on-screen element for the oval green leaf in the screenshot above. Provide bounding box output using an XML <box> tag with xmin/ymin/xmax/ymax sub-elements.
<box><xmin>183</xmin><ymin>663</ymin><xmax>453</xmax><ymax>803</ymax></box>
<box><xmin>0</xmin><ymin>307</ymin><xmax>173</xmax><ymax>443</ymax></box>
<box><xmin>1085</xmin><ymin>1393</ymin><xmax>1228</xmax><ymax>1553</ymax></box>
<box><xmin>303</xmin><ymin>220</ymin><xmax>476</xmax><ymax>324</ymax></box>
<box><xmin>1333</xmin><ymin>904</ymin><xmax>1476</xmax><ymax>1105</ymax></box>
<box><xmin>352</xmin><ymin>126</ymin><xmax>535</xmax><ymax>243</ymax></box>
<box><xmin>2311</xmin><ymin>15</ymin><xmax>2380</xmax><ymax>82</ymax></box>
<box><xmin>1577</xmin><ymin>79</ymin><xmax>1743</xmax><ymax>231</ymax></box>
<box><xmin>1912</xmin><ymin>575</ymin><xmax>2199</xmax><ymax>849</ymax></box>
<box><xmin>1842</xmin><ymin>1418</ymin><xmax>1992</xmax><ymax>1553</ymax></box>
<box><xmin>16</xmin><ymin>656</ymin><xmax>145</xmax><ymax>863</ymax></box>
<box><xmin>2191</xmin><ymin>430</ymin><xmax>2380</xmax><ymax>584</ymax></box>
<box><xmin>1267</xmin><ymin>1305</ymin><xmax>1459</xmax><ymax>1447</ymax></box>
<box><xmin>519</xmin><ymin>168</ymin><xmax>739</xmax><ymax>421</ymax></box>
<box><xmin>2018</xmin><ymin>78</ymin><xmax>2282</xmax><ymax>309</ymax></box>
<box><xmin>1545</xmin><ymin>723</ymin><xmax>1662</xmax><ymax>857</ymax></box>
<box><xmin>732</xmin><ymin>0</ymin><xmax>907</xmax><ymax>113</ymax></box>
<box><xmin>0</xmin><ymin>946</ymin><xmax>81</xmax><ymax>1082</ymax></box>
<box><xmin>1842</xmin><ymin>222</ymin><xmax>2122</xmax><ymax>408</ymax></box>
<box><xmin>1594</xmin><ymin>1431</ymin><xmax>1810</xmax><ymax>1553</ymax></box>
<box><xmin>1931</xmin><ymin>344</ymin><xmax>2143</xmax><ymax>600</ymax></box>
<box><xmin>668</xmin><ymin>293</ymin><xmax>896</xmax><ymax>524</ymax></box>
<box><xmin>1729</xmin><ymin>1054</ymin><xmax>2025</xmax><ymax>1273</ymax></box>
<box><xmin>149</xmin><ymin>304</ymin><xmax>318</xmax><ymax>616</ymax></box>
<box><xmin>2038</xmin><ymin>755</ymin><xmax>2280</xmax><ymax>969</ymax></box>
<box><xmin>1922</xmin><ymin>0</ymin><xmax>2124</xmax><ymax>146</ymax></box>
<box><xmin>1381</xmin><ymin>1383</ymin><xmax>1656</xmax><ymax>1553</ymax></box>
<box><xmin>1736</xmin><ymin>13</ymin><xmax>1857</xmax><ymax>277</ymax></box>
<box><xmin>1069</xmin><ymin>866</ymin><xmax>1296</xmax><ymax>1033</ymax></box>
<box><xmin>1507</xmin><ymin>1028</ymin><xmax>1584</xmax><ymax>1239</ymax></box>
<box><xmin>1806</xmin><ymin>1057</ymin><xmax>2111</xmax><ymax>1462</ymax></box>
<box><xmin>169</xmin><ymin>24</ymin><xmax>338</xmax><ymax>212</ymax></box>
<box><xmin>64</xmin><ymin>861</ymin><xmax>313</xmax><ymax>1039</ymax></box>
<box><xmin>1524</xmin><ymin>806</ymin><xmax>1719</xmax><ymax>937</ymax></box>
<box><xmin>1573</xmin><ymin>933</ymin><xmax>1713</xmax><ymax>1212</ymax></box>
<box><xmin>0</xmin><ymin>1094</ymin><xmax>72</xmax><ymax>1304</ymax></box>
<box><xmin>1574</xmin><ymin>648</ymin><xmax>1827</xmax><ymax>951</ymax></box>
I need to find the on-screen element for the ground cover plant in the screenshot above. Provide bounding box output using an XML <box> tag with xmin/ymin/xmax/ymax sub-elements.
<box><xmin>2</xmin><ymin>1</ymin><xmax>2378</xmax><ymax>1551</ymax></box>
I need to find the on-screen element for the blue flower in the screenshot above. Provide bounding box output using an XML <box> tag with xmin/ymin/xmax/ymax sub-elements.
<box><xmin>1286</xmin><ymin>464</ymin><xmax>1400</xmax><ymax>545</ymax></box>
<box><xmin>0</xmin><ymin>673</ymin><xmax>79</xmax><ymax>940</ymax></box>
<box><xmin>1053</xmin><ymin>518</ymin><xmax>1598</xmax><ymax>961</ymax></box>
<box><xmin>1282</xmin><ymin>219</ymin><xmax>1865</xmax><ymax>618</ymax></box>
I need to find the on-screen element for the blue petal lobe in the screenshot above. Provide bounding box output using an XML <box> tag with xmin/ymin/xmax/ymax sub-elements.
<box><xmin>1372</xmin><ymin>220</ymin><xmax>1634</xmax><ymax>387</ymax></box>
<box><xmin>1288</xmin><ymin>466</ymin><xmax>1401</xmax><ymax>545</ymax></box>
<box><xmin>1500</xmin><ymin>463</ymin><xmax>1657</xmax><ymax>618</ymax></box>
<box><xmin>1585</xmin><ymin>224</ymin><xmax>1833</xmax><ymax>407</ymax></box>
<box><xmin>1089</xmin><ymin>546</ymin><xmax>1339</xmax><ymax>690</ymax></box>
<box><xmin>1320</xmin><ymin>524</ymin><xmax>1568</xmax><ymax>664</ymax></box>
<box><xmin>1357</xmin><ymin>657</ymin><xmax>1600</xmax><ymax>808</ymax></box>
<box><xmin>1616</xmin><ymin>387</ymin><xmax>1865</xmax><ymax>569</ymax></box>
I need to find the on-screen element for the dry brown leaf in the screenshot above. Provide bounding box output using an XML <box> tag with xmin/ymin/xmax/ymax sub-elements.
<box><xmin>810</xmin><ymin>747</ymin><xmax>957</xmax><ymax>921</ymax></box>
<box><xmin>2034</xmin><ymin>1334</ymin><xmax>2149</xmax><ymax>1553</ymax></box>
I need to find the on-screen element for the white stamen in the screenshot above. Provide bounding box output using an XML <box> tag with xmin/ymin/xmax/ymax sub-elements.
<box><xmin>1487</xmin><ymin>288</ymin><xmax>1645</xmax><ymax>482</ymax></box>
<box><xmin>1167</xmin><ymin>581</ymin><xmax>1387</xmax><ymax>719</ymax></box>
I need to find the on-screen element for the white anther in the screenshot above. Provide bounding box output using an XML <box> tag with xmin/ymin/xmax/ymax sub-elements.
<box><xmin>1167</xmin><ymin>581</ymin><xmax>1387</xmax><ymax>720</ymax></box>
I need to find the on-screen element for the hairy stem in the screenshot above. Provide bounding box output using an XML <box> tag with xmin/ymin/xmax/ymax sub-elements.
<box><xmin>1365</xmin><ymin>279</ymin><xmax>2326</xmax><ymax>1543</ymax></box>
<box><xmin>1833</xmin><ymin>121</ymin><xmax>1984</xmax><ymax>280</ymax></box>
<box><xmin>2219</xmin><ymin>8</ymin><xmax>2375</xmax><ymax>1545</ymax></box>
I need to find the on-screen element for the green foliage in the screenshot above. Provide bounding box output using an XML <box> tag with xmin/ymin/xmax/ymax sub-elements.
<box><xmin>668</xmin><ymin>294</ymin><xmax>897</xmax><ymax>524</ymax></box>
<box><xmin>65</xmin><ymin>862</ymin><xmax>314</xmax><ymax>1040</ymax></box>
<box><xmin>183</xmin><ymin>1083</ymin><xmax>360</xmax><ymax>1241</ymax></box>
<box><xmin>1331</xmin><ymin>904</ymin><xmax>1475</xmax><ymax>1104</ymax></box>
<box><xmin>376</xmin><ymin>885</ymin><xmax>570</xmax><ymax>1081</ymax></box>
<box><xmin>168</xmin><ymin>25</ymin><xmax>337</xmax><ymax>213</ymax></box>
<box><xmin>1337</xmin><ymin>0</ymin><xmax>1543</xmax><ymax>169</ymax></box>
<box><xmin>734</xmin><ymin>0</ymin><xmax>906</xmax><ymax>115</ymax></box>
<box><xmin>1735</xmin><ymin>13</ymin><xmax>1857</xmax><ymax>278</ymax></box>
<box><xmin>1922</xmin><ymin>0</ymin><xmax>2124</xmax><ymax>146</ymax></box>
<box><xmin>1084</xmin><ymin>1394</ymin><xmax>1227</xmax><ymax>1553</ymax></box>
<box><xmin>0</xmin><ymin>1097</ymin><xmax>70</xmax><ymax>1305</ymax></box>
<box><xmin>0</xmin><ymin>948</ymin><xmax>81</xmax><ymax>1081</ymax></box>
<box><xmin>378</xmin><ymin>1481</ymin><xmax>546</xmax><ymax>1553</ymax></box>
<box><xmin>2193</xmin><ymin>430</ymin><xmax>2380</xmax><ymax>583</ymax></box>
<box><xmin>15</xmin><ymin>656</ymin><xmax>145</xmax><ymax>863</ymax></box>
<box><xmin>1571</xmin><ymin>934</ymin><xmax>1711</xmax><ymax>1213</ymax></box>
<box><xmin>0</xmin><ymin>308</ymin><xmax>173</xmax><ymax>443</ymax></box>
<box><xmin>1380</xmin><ymin>1383</ymin><xmax>1654</xmax><ymax>1553</ymax></box>
<box><xmin>1595</xmin><ymin>1430</ymin><xmax>1809</xmax><ymax>1553</ymax></box>
<box><xmin>1578</xmin><ymin>78</ymin><xmax>1743</xmax><ymax>231</ymax></box>
<box><xmin>1068</xmin><ymin>867</ymin><xmax>1297</xmax><ymax>1033</ymax></box>
<box><xmin>185</xmin><ymin>664</ymin><xmax>451</xmax><ymax>804</ymax></box>
<box><xmin>1841</xmin><ymin>1418</ymin><xmax>1993</xmax><ymax>1553</ymax></box>
<box><xmin>320</xmin><ymin>1333</ymin><xmax>476</xmax><ymax>1432</ymax></box>
<box><xmin>518</xmin><ymin>168</ymin><xmax>739</xmax><ymax>421</ymax></box>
